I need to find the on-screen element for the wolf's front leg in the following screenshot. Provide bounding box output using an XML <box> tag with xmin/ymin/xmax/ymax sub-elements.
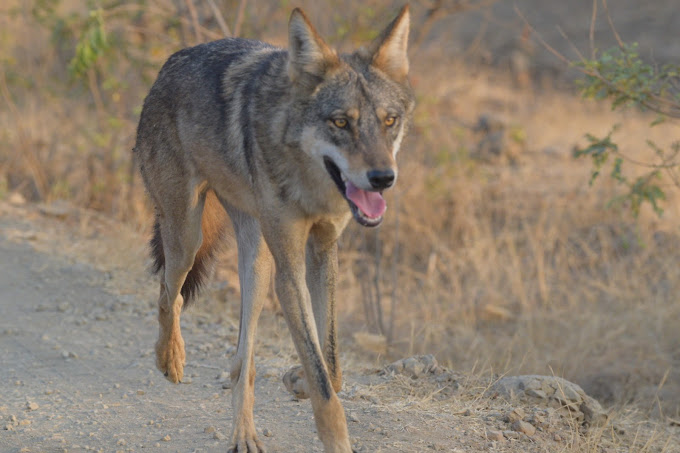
<box><xmin>284</xmin><ymin>228</ymin><xmax>343</xmax><ymax>400</ymax></box>
<box><xmin>266</xmin><ymin>220</ymin><xmax>352</xmax><ymax>453</ymax></box>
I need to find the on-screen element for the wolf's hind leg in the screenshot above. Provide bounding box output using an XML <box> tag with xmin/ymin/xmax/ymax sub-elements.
<box><xmin>227</xmin><ymin>208</ymin><xmax>272</xmax><ymax>453</ymax></box>
<box><xmin>155</xmin><ymin>190</ymin><xmax>206</xmax><ymax>384</ymax></box>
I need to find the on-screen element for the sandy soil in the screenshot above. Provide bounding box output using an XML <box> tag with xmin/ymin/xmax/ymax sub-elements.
<box><xmin>1</xmin><ymin>200</ymin><xmax>679</xmax><ymax>453</ymax></box>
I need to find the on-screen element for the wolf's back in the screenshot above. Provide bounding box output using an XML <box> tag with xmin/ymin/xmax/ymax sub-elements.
<box><xmin>135</xmin><ymin>38</ymin><xmax>285</xmax><ymax>306</ymax></box>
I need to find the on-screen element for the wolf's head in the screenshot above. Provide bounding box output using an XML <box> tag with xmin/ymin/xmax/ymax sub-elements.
<box><xmin>287</xmin><ymin>6</ymin><xmax>415</xmax><ymax>227</ymax></box>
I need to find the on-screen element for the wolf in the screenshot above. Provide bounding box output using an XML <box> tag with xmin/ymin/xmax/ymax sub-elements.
<box><xmin>134</xmin><ymin>5</ymin><xmax>414</xmax><ymax>452</ymax></box>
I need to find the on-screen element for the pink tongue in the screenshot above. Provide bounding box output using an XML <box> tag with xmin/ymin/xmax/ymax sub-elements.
<box><xmin>345</xmin><ymin>181</ymin><xmax>386</xmax><ymax>219</ymax></box>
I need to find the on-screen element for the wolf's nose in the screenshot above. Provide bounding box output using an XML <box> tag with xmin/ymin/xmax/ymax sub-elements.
<box><xmin>367</xmin><ymin>169</ymin><xmax>395</xmax><ymax>190</ymax></box>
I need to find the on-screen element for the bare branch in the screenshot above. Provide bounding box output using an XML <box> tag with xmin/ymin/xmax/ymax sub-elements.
<box><xmin>589</xmin><ymin>0</ymin><xmax>597</xmax><ymax>59</ymax></box>
<box><xmin>233</xmin><ymin>0</ymin><xmax>247</xmax><ymax>38</ymax></box>
<box><xmin>184</xmin><ymin>0</ymin><xmax>202</xmax><ymax>44</ymax></box>
<box><xmin>514</xmin><ymin>6</ymin><xmax>571</xmax><ymax>66</ymax></box>
<box><xmin>206</xmin><ymin>0</ymin><xmax>231</xmax><ymax>37</ymax></box>
<box><xmin>557</xmin><ymin>26</ymin><xmax>586</xmax><ymax>62</ymax></box>
<box><xmin>601</xmin><ymin>0</ymin><xmax>625</xmax><ymax>49</ymax></box>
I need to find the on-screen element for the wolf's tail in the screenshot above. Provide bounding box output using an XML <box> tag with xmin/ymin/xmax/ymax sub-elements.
<box><xmin>150</xmin><ymin>190</ymin><xmax>228</xmax><ymax>307</ymax></box>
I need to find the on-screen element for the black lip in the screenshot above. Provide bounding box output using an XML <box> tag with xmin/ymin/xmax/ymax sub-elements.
<box><xmin>323</xmin><ymin>157</ymin><xmax>383</xmax><ymax>227</ymax></box>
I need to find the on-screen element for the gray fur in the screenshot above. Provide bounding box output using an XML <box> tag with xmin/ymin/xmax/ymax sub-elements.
<box><xmin>134</xmin><ymin>6</ymin><xmax>414</xmax><ymax>452</ymax></box>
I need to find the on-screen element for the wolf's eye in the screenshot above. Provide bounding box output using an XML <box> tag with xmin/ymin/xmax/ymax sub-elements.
<box><xmin>384</xmin><ymin>116</ymin><xmax>397</xmax><ymax>127</ymax></box>
<box><xmin>332</xmin><ymin>118</ymin><xmax>348</xmax><ymax>129</ymax></box>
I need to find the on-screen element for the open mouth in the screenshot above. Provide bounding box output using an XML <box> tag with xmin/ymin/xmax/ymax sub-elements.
<box><xmin>324</xmin><ymin>157</ymin><xmax>386</xmax><ymax>227</ymax></box>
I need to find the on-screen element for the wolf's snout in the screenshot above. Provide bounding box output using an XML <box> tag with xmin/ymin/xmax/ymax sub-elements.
<box><xmin>367</xmin><ymin>169</ymin><xmax>395</xmax><ymax>190</ymax></box>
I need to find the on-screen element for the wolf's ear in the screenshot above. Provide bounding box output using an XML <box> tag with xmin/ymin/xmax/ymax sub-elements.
<box><xmin>369</xmin><ymin>5</ymin><xmax>410</xmax><ymax>81</ymax></box>
<box><xmin>288</xmin><ymin>8</ymin><xmax>340</xmax><ymax>89</ymax></box>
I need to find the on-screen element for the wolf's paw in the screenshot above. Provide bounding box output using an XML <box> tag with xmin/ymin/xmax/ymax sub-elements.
<box><xmin>283</xmin><ymin>365</ymin><xmax>310</xmax><ymax>399</ymax></box>
<box><xmin>155</xmin><ymin>333</ymin><xmax>185</xmax><ymax>383</ymax></box>
<box><xmin>228</xmin><ymin>429</ymin><xmax>266</xmax><ymax>453</ymax></box>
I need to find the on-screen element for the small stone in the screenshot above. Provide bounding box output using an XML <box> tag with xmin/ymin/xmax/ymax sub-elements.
<box><xmin>161</xmin><ymin>434</ymin><xmax>171</xmax><ymax>442</ymax></box>
<box><xmin>429</xmin><ymin>443</ymin><xmax>446</xmax><ymax>451</ymax></box>
<box><xmin>8</xmin><ymin>415</ymin><xmax>17</xmax><ymax>424</ymax></box>
<box><xmin>384</xmin><ymin>354</ymin><xmax>440</xmax><ymax>378</ymax></box>
<box><xmin>19</xmin><ymin>420</ymin><xmax>31</xmax><ymax>426</ymax></box>
<box><xmin>263</xmin><ymin>428</ymin><xmax>273</xmax><ymax>437</ymax></box>
<box><xmin>213</xmin><ymin>431</ymin><xmax>226</xmax><ymax>440</ymax></box>
<box><xmin>38</xmin><ymin>200</ymin><xmax>71</xmax><ymax>219</ymax></box>
<box><xmin>222</xmin><ymin>381</ymin><xmax>232</xmax><ymax>390</ymax></box>
<box><xmin>503</xmin><ymin>430</ymin><xmax>520</xmax><ymax>440</ymax></box>
<box><xmin>487</xmin><ymin>430</ymin><xmax>505</xmax><ymax>442</ymax></box>
<box><xmin>553</xmin><ymin>433</ymin><xmax>562</xmax><ymax>442</ymax></box>
<box><xmin>505</xmin><ymin>407</ymin><xmax>525</xmax><ymax>423</ymax></box>
<box><xmin>137</xmin><ymin>390</ymin><xmax>145</xmax><ymax>396</ymax></box>
<box><xmin>117</xmin><ymin>439</ymin><xmax>126</xmax><ymax>446</ymax></box>
<box><xmin>511</xmin><ymin>420</ymin><xmax>536</xmax><ymax>437</ymax></box>
<box><xmin>26</xmin><ymin>402</ymin><xmax>39</xmax><ymax>411</ymax></box>
<box><xmin>204</xmin><ymin>426</ymin><xmax>215</xmax><ymax>434</ymax></box>
<box><xmin>348</xmin><ymin>413</ymin><xmax>359</xmax><ymax>423</ymax></box>
<box><xmin>8</xmin><ymin>192</ymin><xmax>26</xmax><ymax>206</ymax></box>
<box><xmin>4</xmin><ymin>424</ymin><xmax>13</xmax><ymax>431</ymax></box>
<box><xmin>217</xmin><ymin>371</ymin><xmax>229</xmax><ymax>380</ymax></box>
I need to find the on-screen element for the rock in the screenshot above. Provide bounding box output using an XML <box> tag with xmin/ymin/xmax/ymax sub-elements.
<box><xmin>384</xmin><ymin>354</ymin><xmax>441</xmax><ymax>378</ymax></box>
<box><xmin>263</xmin><ymin>428</ymin><xmax>273</xmax><ymax>437</ymax></box>
<box><xmin>26</xmin><ymin>402</ymin><xmax>39</xmax><ymax>411</ymax></box>
<box><xmin>528</xmin><ymin>410</ymin><xmax>550</xmax><ymax>429</ymax></box>
<box><xmin>37</xmin><ymin>200</ymin><xmax>72</xmax><ymax>219</ymax></box>
<box><xmin>511</xmin><ymin>420</ymin><xmax>536</xmax><ymax>437</ymax></box>
<box><xmin>491</xmin><ymin>375</ymin><xmax>608</xmax><ymax>426</ymax></box>
<box><xmin>487</xmin><ymin>430</ymin><xmax>505</xmax><ymax>442</ymax></box>
<box><xmin>8</xmin><ymin>192</ymin><xmax>26</xmax><ymax>206</ymax></box>
<box><xmin>204</xmin><ymin>426</ymin><xmax>215</xmax><ymax>434</ymax></box>
<box><xmin>503</xmin><ymin>430</ymin><xmax>520</xmax><ymax>440</ymax></box>
<box><xmin>504</xmin><ymin>407</ymin><xmax>525</xmax><ymax>423</ymax></box>
<box><xmin>213</xmin><ymin>431</ymin><xmax>226</xmax><ymax>440</ymax></box>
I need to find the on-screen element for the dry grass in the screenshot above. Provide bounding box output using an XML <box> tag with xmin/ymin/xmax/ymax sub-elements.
<box><xmin>2</xmin><ymin>0</ymin><xmax>680</xmax><ymax>426</ymax></box>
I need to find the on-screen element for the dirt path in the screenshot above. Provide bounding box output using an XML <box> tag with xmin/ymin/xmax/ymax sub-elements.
<box><xmin>1</xmin><ymin>201</ymin><xmax>679</xmax><ymax>453</ymax></box>
<box><xmin>0</xmin><ymin>206</ymin><xmax>453</xmax><ymax>452</ymax></box>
